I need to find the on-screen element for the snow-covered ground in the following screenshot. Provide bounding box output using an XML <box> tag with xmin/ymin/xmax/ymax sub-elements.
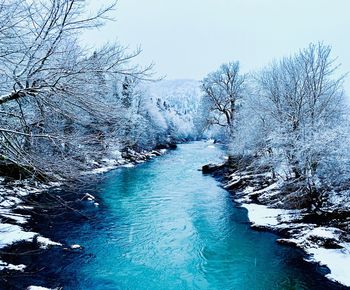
<box><xmin>242</xmin><ymin>201</ymin><xmax>350</xmax><ymax>286</ymax></box>
<box><xmin>0</xmin><ymin>181</ymin><xmax>62</xmax><ymax>272</ymax></box>
<box><xmin>0</xmin><ymin>147</ymin><xmax>168</xmax><ymax>289</ymax></box>
<box><xmin>84</xmin><ymin>149</ymin><xmax>166</xmax><ymax>175</ymax></box>
<box><xmin>221</xmin><ymin>170</ymin><xmax>350</xmax><ymax>288</ymax></box>
<box><xmin>307</xmin><ymin>243</ymin><xmax>350</xmax><ymax>286</ymax></box>
<box><xmin>242</xmin><ymin>203</ymin><xmax>296</xmax><ymax>227</ymax></box>
<box><xmin>27</xmin><ymin>286</ymin><xmax>59</xmax><ymax>290</ymax></box>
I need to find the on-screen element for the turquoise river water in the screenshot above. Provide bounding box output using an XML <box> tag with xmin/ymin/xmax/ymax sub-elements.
<box><xmin>6</xmin><ymin>141</ymin><xmax>345</xmax><ymax>290</ymax></box>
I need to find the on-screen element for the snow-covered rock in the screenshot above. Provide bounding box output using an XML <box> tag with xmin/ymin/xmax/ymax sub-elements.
<box><xmin>27</xmin><ymin>286</ymin><xmax>60</xmax><ymax>290</ymax></box>
<box><xmin>70</xmin><ymin>244</ymin><xmax>82</xmax><ymax>250</ymax></box>
<box><xmin>37</xmin><ymin>236</ymin><xmax>62</xmax><ymax>249</ymax></box>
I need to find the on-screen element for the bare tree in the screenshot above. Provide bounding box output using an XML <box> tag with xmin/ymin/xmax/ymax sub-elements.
<box><xmin>0</xmin><ymin>0</ymin><xmax>153</xmax><ymax>180</ymax></box>
<box><xmin>201</xmin><ymin>61</ymin><xmax>245</xmax><ymax>152</ymax></box>
<box><xmin>253</xmin><ymin>42</ymin><xmax>346</xmax><ymax>208</ymax></box>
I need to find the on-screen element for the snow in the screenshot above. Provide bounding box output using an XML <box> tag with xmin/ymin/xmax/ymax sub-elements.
<box><xmin>83</xmin><ymin>151</ymin><xmax>126</xmax><ymax>175</ymax></box>
<box><xmin>0</xmin><ymin>260</ymin><xmax>26</xmax><ymax>271</ymax></box>
<box><xmin>16</xmin><ymin>205</ymin><xmax>34</xmax><ymax>210</ymax></box>
<box><xmin>37</xmin><ymin>237</ymin><xmax>62</xmax><ymax>249</ymax></box>
<box><xmin>89</xmin><ymin>164</ymin><xmax>118</xmax><ymax>174</ymax></box>
<box><xmin>243</xmin><ymin>186</ymin><xmax>255</xmax><ymax>194</ymax></box>
<box><xmin>0</xmin><ymin>182</ymin><xmax>62</xmax><ymax>272</ymax></box>
<box><xmin>5</xmin><ymin>263</ymin><xmax>26</xmax><ymax>271</ymax></box>
<box><xmin>242</xmin><ymin>200</ymin><xmax>350</xmax><ymax>287</ymax></box>
<box><xmin>82</xmin><ymin>193</ymin><xmax>95</xmax><ymax>201</ymax></box>
<box><xmin>277</xmin><ymin>226</ymin><xmax>350</xmax><ymax>286</ymax></box>
<box><xmin>1</xmin><ymin>213</ymin><xmax>29</xmax><ymax>224</ymax></box>
<box><xmin>0</xmin><ymin>223</ymin><xmax>36</xmax><ymax>247</ymax></box>
<box><xmin>27</xmin><ymin>286</ymin><xmax>56</xmax><ymax>290</ymax></box>
<box><xmin>224</xmin><ymin>175</ymin><xmax>241</xmax><ymax>189</ymax></box>
<box><xmin>0</xmin><ymin>185</ymin><xmax>37</xmax><ymax>271</ymax></box>
<box><xmin>242</xmin><ymin>203</ymin><xmax>288</xmax><ymax>226</ymax></box>
<box><xmin>0</xmin><ymin>223</ymin><xmax>62</xmax><ymax>250</ymax></box>
<box><xmin>309</xmin><ymin>227</ymin><xmax>342</xmax><ymax>240</ymax></box>
<box><xmin>143</xmin><ymin>79</ymin><xmax>202</xmax><ymax>115</ymax></box>
<box><xmin>279</xmin><ymin>226</ymin><xmax>343</xmax><ymax>246</ymax></box>
<box><xmin>142</xmin><ymin>79</ymin><xmax>203</xmax><ymax>138</ymax></box>
<box><xmin>0</xmin><ymin>146</ymin><xmax>166</xmax><ymax>276</ymax></box>
<box><xmin>248</xmin><ymin>181</ymin><xmax>280</xmax><ymax>195</ymax></box>
<box><xmin>307</xmin><ymin>244</ymin><xmax>350</xmax><ymax>286</ymax></box>
<box><xmin>122</xmin><ymin>163</ymin><xmax>135</xmax><ymax>168</ymax></box>
<box><xmin>83</xmin><ymin>148</ymin><xmax>165</xmax><ymax>174</ymax></box>
<box><xmin>328</xmin><ymin>190</ymin><xmax>350</xmax><ymax>210</ymax></box>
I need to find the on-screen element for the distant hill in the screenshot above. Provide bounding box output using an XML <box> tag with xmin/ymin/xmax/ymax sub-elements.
<box><xmin>143</xmin><ymin>79</ymin><xmax>202</xmax><ymax>115</ymax></box>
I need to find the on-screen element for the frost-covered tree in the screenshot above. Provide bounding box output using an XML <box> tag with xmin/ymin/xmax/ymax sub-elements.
<box><xmin>0</xmin><ymin>0</ymin><xmax>153</xmax><ymax>179</ymax></box>
<box><xmin>201</xmin><ymin>62</ymin><xmax>245</xmax><ymax>148</ymax></box>
<box><xmin>246</xmin><ymin>43</ymin><xmax>347</xmax><ymax>208</ymax></box>
<box><xmin>201</xmin><ymin>43</ymin><xmax>349</xmax><ymax>209</ymax></box>
<box><xmin>143</xmin><ymin>79</ymin><xmax>204</xmax><ymax>142</ymax></box>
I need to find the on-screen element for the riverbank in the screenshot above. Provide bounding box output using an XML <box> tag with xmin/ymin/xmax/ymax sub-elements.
<box><xmin>203</xmin><ymin>159</ymin><xmax>350</xmax><ymax>288</ymax></box>
<box><xmin>0</xmin><ymin>145</ymin><xmax>172</xmax><ymax>289</ymax></box>
<box><xmin>2</xmin><ymin>141</ymin><xmax>341</xmax><ymax>290</ymax></box>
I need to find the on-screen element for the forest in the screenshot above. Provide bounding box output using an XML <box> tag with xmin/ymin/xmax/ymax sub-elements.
<box><xmin>0</xmin><ymin>0</ymin><xmax>204</xmax><ymax>181</ymax></box>
<box><xmin>0</xmin><ymin>0</ymin><xmax>349</xmax><ymax>289</ymax></box>
<box><xmin>201</xmin><ymin>43</ymin><xmax>350</xmax><ymax>211</ymax></box>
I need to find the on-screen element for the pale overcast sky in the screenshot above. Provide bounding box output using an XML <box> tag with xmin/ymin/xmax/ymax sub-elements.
<box><xmin>81</xmin><ymin>0</ymin><xmax>350</xmax><ymax>93</ymax></box>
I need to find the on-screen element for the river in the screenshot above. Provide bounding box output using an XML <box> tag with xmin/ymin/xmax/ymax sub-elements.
<box><xmin>3</xmin><ymin>141</ymin><xmax>344</xmax><ymax>289</ymax></box>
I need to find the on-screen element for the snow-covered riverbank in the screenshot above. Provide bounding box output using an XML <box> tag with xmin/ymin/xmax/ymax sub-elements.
<box><xmin>0</xmin><ymin>180</ymin><xmax>62</xmax><ymax>272</ymax></box>
<box><xmin>0</xmin><ymin>147</ymin><xmax>169</xmax><ymax>289</ymax></box>
<box><xmin>204</xmin><ymin>162</ymin><xmax>350</xmax><ymax>288</ymax></box>
<box><xmin>242</xmin><ymin>202</ymin><xmax>350</xmax><ymax>287</ymax></box>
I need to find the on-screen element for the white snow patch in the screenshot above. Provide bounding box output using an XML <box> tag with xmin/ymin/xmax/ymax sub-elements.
<box><xmin>242</xmin><ymin>203</ymin><xmax>298</xmax><ymax>227</ymax></box>
<box><xmin>307</xmin><ymin>243</ymin><xmax>350</xmax><ymax>287</ymax></box>
<box><xmin>1</xmin><ymin>213</ymin><xmax>29</xmax><ymax>224</ymax></box>
<box><xmin>242</xmin><ymin>203</ymin><xmax>285</xmax><ymax>226</ymax></box>
<box><xmin>16</xmin><ymin>205</ymin><xmax>34</xmax><ymax>210</ymax></box>
<box><xmin>122</xmin><ymin>163</ymin><xmax>135</xmax><ymax>168</ymax></box>
<box><xmin>89</xmin><ymin>165</ymin><xmax>118</xmax><ymax>174</ymax></box>
<box><xmin>273</xmin><ymin>223</ymin><xmax>349</xmax><ymax>287</ymax></box>
<box><xmin>0</xmin><ymin>223</ymin><xmax>35</xmax><ymax>248</ymax></box>
<box><xmin>82</xmin><ymin>193</ymin><xmax>95</xmax><ymax>201</ymax></box>
<box><xmin>37</xmin><ymin>236</ymin><xmax>62</xmax><ymax>249</ymax></box>
<box><xmin>5</xmin><ymin>263</ymin><xmax>26</xmax><ymax>271</ymax></box>
<box><xmin>309</xmin><ymin>227</ymin><xmax>341</xmax><ymax>240</ymax></box>
<box><xmin>250</xmin><ymin>181</ymin><xmax>280</xmax><ymax>195</ymax></box>
<box><xmin>0</xmin><ymin>260</ymin><xmax>26</xmax><ymax>271</ymax></box>
<box><xmin>27</xmin><ymin>286</ymin><xmax>58</xmax><ymax>290</ymax></box>
<box><xmin>0</xmin><ymin>181</ymin><xmax>63</xmax><ymax>274</ymax></box>
<box><xmin>280</xmin><ymin>226</ymin><xmax>343</xmax><ymax>247</ymax></box>
<box><xmin>243</xmin><ymin>186</ymin><xmax>255</xmax><ymax>194</ymax></box>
